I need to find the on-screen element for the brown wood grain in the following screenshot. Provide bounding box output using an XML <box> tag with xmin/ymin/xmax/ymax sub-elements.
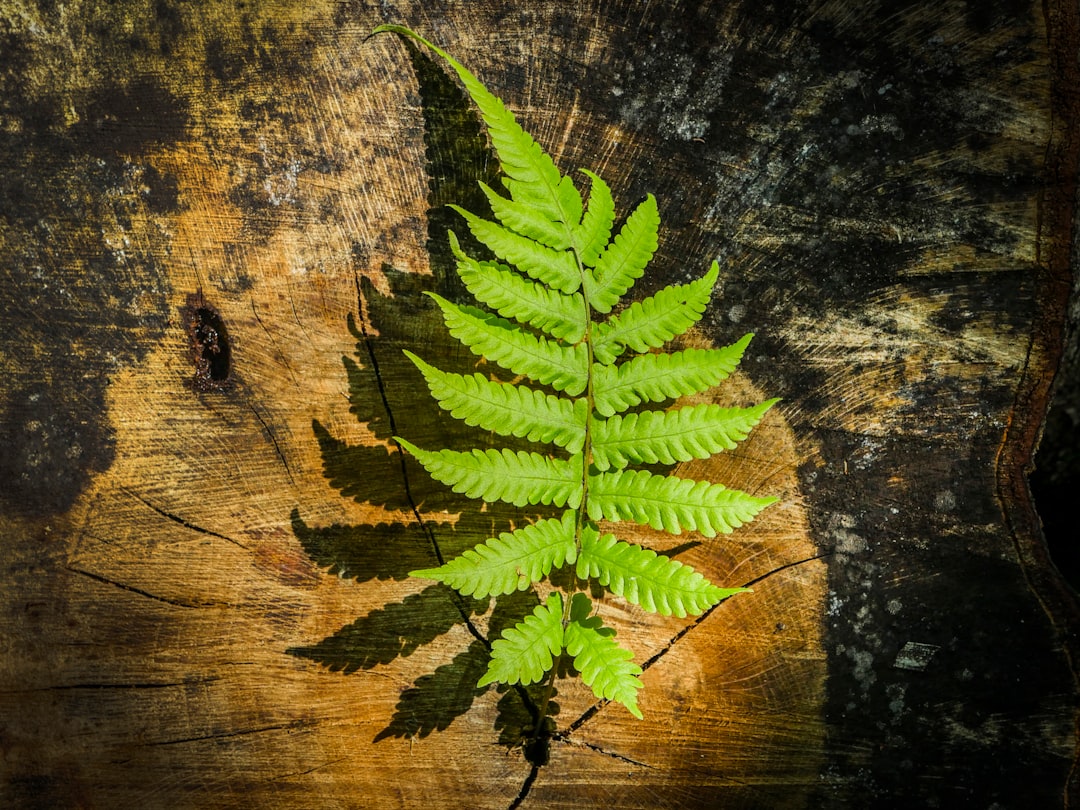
<box><xmin>1</xmin><ymin>1</ymin><xmax>1077</xmax><ymax>807</ymax></box>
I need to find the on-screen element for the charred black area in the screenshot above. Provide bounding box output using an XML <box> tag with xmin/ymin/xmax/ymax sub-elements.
<box><xmin>69</xmin><ymin>75</ymin><xmax>191</xmax><ymax>159</ymax></box>
<box><xmin>1031</xmin><ymin>317</ymin><xmax>1080</xmax><ymax>592</ymax></box>
<box><xmin>0</xmin><ymin>18</ymin><xmax>179</xmax><ymax>518</ymax></box>
<box><xmin>0</xmin><ymin>378</ymin><xmax>116</xmax><ymax>516</ymax></box>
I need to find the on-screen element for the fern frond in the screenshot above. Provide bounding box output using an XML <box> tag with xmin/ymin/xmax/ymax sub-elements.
<box><xmin>479</xmin><ymin>182</ymin><xmax>570</xmax><ymax>251</ymax></box>
<box><xmin>411</xmin><ymin>511</ymin><xmax>577</xmax><ymax>598</ymax></box>
<box><xmin>450</xmin><ymin>232</ymin><xmax>588</xmax><ymax>343</ymax></box>
<box><xmin>573</xmin><ymin>169</ymin><xmax>615</xmax><ymax>268</ymax></box>
<box><xmin>370</xmin><ymin>26</ymin><xmax>780</xmax><ymax>731</ymax></box>
<box><xmin>592</xmin><ymin>337</ymin><xmax>754</xmax><ymax>417</ymax></box>
<box><xmin>592</xmin><ymin>262</ymin><xmax>720</xmax><ymax>364</ymax></box>
<box><xmin>588</xmin><ymin>468</ymin><xmax>776</xmax><ymax>536</ymax></box>
<box><xmin>565</xmin><ymin>593</ymin><xmax>643</xmax><ymax>718</ymax></box>
<box><xmin>405</xmin><ymin>351</ymin><xmax>587</xmax><ymax>453</ymax></box>
<box><xmin>373</xmin><ymin>25</ymin><xmax>582</xmax><ymax>230</ymax></box>
<box><xmin>396</xmin><ymin>439</ymin><xmax>583</xmax><ymax>509</ymax></box>
<box><xmin>450</xmin><ymin>206</ymin><xmax>581</xmax><ymax>294</ymax></box>
<box><xmin>584</xmin><ymin>194</ymin><xmax>659</xmax><ymax>314</ymax></box>
<box><xmin>578</xmin><ymin>528</ymin><xmax>749</xmax><ymax>617</ymax></box>
<box><xmin>478</xmin><ymin>593</ymin><xmax>565</xmax><ymax>687</ymax></box>
<box><xmin>428</xmin><ymin>293</ymin><xmax>589</xmax><ymax>395</ymax></box>
<box><xmin>590</xmin><ymin>399</ymin><xmax>779</xmax><ymax>471</ymax></box>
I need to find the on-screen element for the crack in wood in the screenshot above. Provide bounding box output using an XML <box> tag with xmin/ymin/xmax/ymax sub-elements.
<box><xmin>126</xmin><ymin>489</ymin><xmax>250</xmax><ymax>549</ymax></box>
<box><xmin>351</xmin><ymin>273</ymin><xmax>547</xmax><ymax>739</ymax></box>
<box><xmin>66</xmin><ymin>566</ymin><xmax>217</xmax><ymax>609</ymax></box>
<box><xmin>1</xmin><ymin>678</ymin><xmax>222</xmax><ymax>693</ymax></box>
<box><xmin>147</xmin><ymin>720</ymin><xmax>309</xmax><ymax>746</ymax></box>
<box><xmin>506</xmin><ymin>762</ymin><xmax>539</xmax><ymax>810</ymax></box>
<box><xmin>555</xmin><ymin>734</ymin><xmax>654</xmax><ymax>768</ymax></box>
<box><xmin>269</xmin><ymin>755</ymin><xmax>354</xmax><ymax>781</ymax></box>
<box><xmin>501</xmin><ymin>551</ymin><xmax>835</xmax><ymax>805</ymax></box>
<box><xmin>250</xmin><ymin>296</ymin><xmax>301</xmax><ymax>389</ymax></box>
<box><xmin>351</xmin><ymin>271</ymin><xmax>563</xmax><ymax>742</ymax></box>
<box><xmin>739</xmin><ymin>550</ymin><xmax>836</xmax><ymax>590</ymax></box>
<box><xmin>247</xmin><ymin>400</ymin><xmax>295</xmax><ymax>485</ymax></box>
<box><xmin>506</xmin><ymin>738</ymin><xmax>651</xmax><ymax>810</ymax></box>
<box><xmin>638</xmin><ymin>550</ymin><xmax>834</xmax><ymax>675</ymax></box>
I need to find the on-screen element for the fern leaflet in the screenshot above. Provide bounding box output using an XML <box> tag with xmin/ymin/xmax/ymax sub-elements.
<box><xmin>428</xmin><ymin>294</ymin><xmax>589</xmax><ymax>395</ymax></box>
<box><xmin>578</xmin><ymin>528</ymin><xmax>750</xmax><ymax>617</ymax></box>
<box><xmin>588</xmin><ymin>468</ymin><xmax>776</xmax><ymax>537</ymax></box>
<box><xmin>450</xmin><ymin>205</ymin><xmax>582</xmax><ymax>294</ymax></box>
<box><xmin>565</xmin><ymin>594</ymin><xmax>644</xmax><ymax>719</ymax></box>
<box><xmin>591</xmin><ymin>262</ymin><xmax>720</xmax><ymax>363</ymax></box>
<box><xmin>478</xmin><ymin>593</ymin><xmax>565</xmax><ymax>687</ymax></box>
<box><xmin>584</xmin><ymin>193</ymin><xmax>659</xmax><ymax>313</ymax></box>
<box><xmin>479</xmin><ymin>181</ymin><xmax>572</xmax><ymax>250</ymax></box>
<box><xmin>574</xmin><ymin>169</ymin><xmax>615</xmax><ymax>266</ymax></box>
<box><xmin>411</xmin><ymin>511</ymin><xmax>577</xmax><ymax>599</ymax></box>
<box><xmin>395</xmin><ymin>440</ymin><xmax>583</xmax><ymax>509</ymax></box>
<box><xmin>592</xmin><ymin>337</ymin><xmax>753</xmax><ymax>417</ymax></box>
<box><xmin>405</xmin><ymin>351</ymin><xmax>587</xmax><ymax>453</ymax></box>
<box><xmin>590</xmin><ymin>399</ymin><xmax>779</xmax><ymax>471</ymax></box>
<box><xmin>450</xmin><ymin>232</ymin><xmax>588</xmax><ymax>342</ymax></box>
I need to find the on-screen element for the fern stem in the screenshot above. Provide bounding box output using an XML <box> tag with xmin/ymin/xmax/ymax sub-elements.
<box><xmin>572</xmin><ymin>236</ymin><xmax>598</xmax><ymax>569</ymax></box>
<box><xmin>531</xmin><ymin>654</ymin><xmax>559</xmax><ymax>745</ymax></box>
<box><xmin>532</xmin><ymin>241</ymin><xmax>599</xmax><ymax>744</ymax></box>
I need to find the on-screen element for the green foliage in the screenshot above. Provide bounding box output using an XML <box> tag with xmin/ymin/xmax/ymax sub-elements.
<box><xmin>373</xmin><ymin>24</ymin><xmax>777</xmax><ymax>720</ymax></box>
<box><xmin>410</xmin><ymin>512</ymin><xmax>577</xmax><ymax>599</ymax></box>
<box><xmin>478</xmin><ymin>593</ymin><xmax>566</xmax><ymax>687</ymax></box>
<box><xmin>564</xmin><ymin>593</ymin><xmax>644</xmax><ymax>719</ymax></box>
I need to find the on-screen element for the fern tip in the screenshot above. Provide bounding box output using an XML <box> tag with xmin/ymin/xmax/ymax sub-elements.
<box><xmin>393</xmin><ymin>436</ymin><xmax>420</xmax><ymax>457</ymax></box>
<box><xmin>408</xmin><ymin>567</ymin><xmax>444</xmax><ymax>582</ymax></box>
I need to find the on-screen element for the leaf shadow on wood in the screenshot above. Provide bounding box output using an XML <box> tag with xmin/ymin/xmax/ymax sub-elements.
<box><xmin>373</xmin><ymin>589</ymin><xmax>552</xmax><ymax>744</ymax></box>
<box><xmin>288</xmin><ymin>584</ymin><xmax>486</xmax><ymax>673</ymax></box>
<box><xmin>287</xmin><ymin>43</ymin><xmax>560</xmax><ymax>763</ymax></box>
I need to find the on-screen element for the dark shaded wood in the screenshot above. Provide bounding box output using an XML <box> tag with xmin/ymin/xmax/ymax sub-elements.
<box><xmin>1</xmin><ymin>1</ymin><xmax>1077</xmax><ymax>807</ymax></box>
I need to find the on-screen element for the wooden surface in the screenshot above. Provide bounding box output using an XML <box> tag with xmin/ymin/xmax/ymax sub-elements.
<box><xmin>1</xmin><ymin>1</ymin><xmax>1077</xmax><ymax>807</ymax></box>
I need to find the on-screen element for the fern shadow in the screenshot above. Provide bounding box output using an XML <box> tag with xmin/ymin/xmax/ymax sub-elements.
<box><xmin>287</xmin><ymin>584</ymin><xmax>485</xmax><ymax>673</ymax></box>
<box><xmin>288</xmin><ymin>44</ymin><xmax>556</xmax><ymax>760</ymax></box>
<box><xmin>375</xmin><ymin>589</ymin><xmax>555</xmax><ymax>744</ymax></box>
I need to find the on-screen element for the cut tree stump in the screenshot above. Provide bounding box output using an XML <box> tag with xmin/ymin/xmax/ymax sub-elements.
<box><xmin>1</xmin><ymin>2</ymin><xmax>1077</xmax><ymax>808</ymax></box>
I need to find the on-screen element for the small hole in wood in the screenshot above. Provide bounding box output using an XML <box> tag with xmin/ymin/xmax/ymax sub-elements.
<box><xmin>183</xmin><ymin>292</ymin><xmax>232</xmax><ymax>391</ymax></box>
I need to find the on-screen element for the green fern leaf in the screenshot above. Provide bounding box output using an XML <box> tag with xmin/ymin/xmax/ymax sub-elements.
<box><xmin>584</xmin><ymin>194</ymin><xmax>659</xmax><ymax>314</ymax></box>
<box><xmin>479</xmin><ymin>182</ymin><xmax>570</xmax><ymax>251</ymax></box>
<box><xmin>405</xmin><ymin>351</ymin><xmax>587</xmax><ymax>453</ymax></box>
<box><xmin>592</xmin><ymin>337</ymin><xmax>754</xmax><ymax>417</ymax></box>
<box><xmin>573</xmin><ymin>169</ymin><xmax>615</xmax><ymax>267</ymax></box>
<box><xmin>367</xmin><ymin>26</ymin><xmax>781</xmax><ymax>731</ymax></box>
<box><xmin>590</xmin><ymin>399</ymin><xmax>779</xmax><ymax>471</ymax></box>
<box><xmin>478</xmin><ymin>593</ymin><xmax>565</xmax><ymax>687</ymax></box>
<box><xmin>396</xmin><ymin>439</ymin><xmax>583</xmax><ymax>509</ymax></box>
<box><xmin>578</xmin><ymin>528</ymin><xmax>749</xmax><ymax>617</ymax></box>
<box><xmin>565</xmin><ymin>593</ymin><xmax>643</xmax><ymax>718</ymax></box>
<box><xmin>450</xmin><ymin>206</ymin><xmax>581</xmax><ymax>294</ymax></box>
<box><xmin>411</xmin><ymin>511</ymin><xmax>577</xmax><ymax>598</ymax></box>
<box><xmin>592</xmin><ymin>261</ymin><xmax>720</xmax><ymax>364</ymax></box>
<box><xmin>372</xmin><ymin>26</ymin><xmax>582</xmax><ymax>230</ymax></box>
<box><xmin>450</xmin><ymin>232</ymin><xmax>588</xmax><ymax>343</ymax></box>
<box><xmin>427</xmin><ymin>293</ymin><xmax>589</xmax><ymax>395</ymax></box>
<box><xmin>588</xmin><ymin>468</ymin><xmax>776</xmax><ymax>536</ymax></box>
